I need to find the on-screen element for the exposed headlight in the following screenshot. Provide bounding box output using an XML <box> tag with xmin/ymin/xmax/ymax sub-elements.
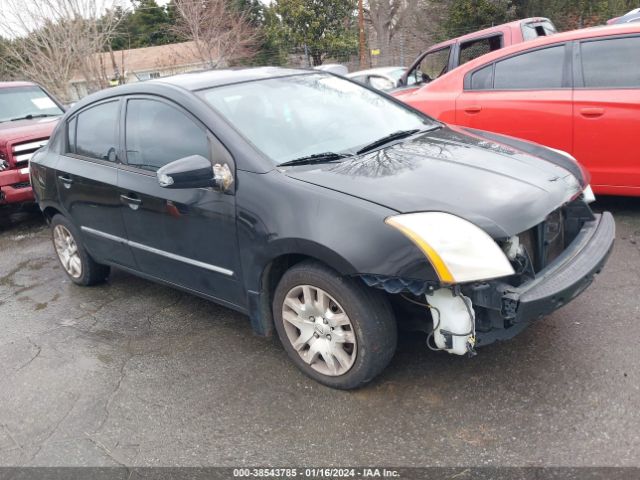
<box><xmin>385</xmin><ymin>212</ymin><xmax>515</xmax><ymax>284</ymax></box>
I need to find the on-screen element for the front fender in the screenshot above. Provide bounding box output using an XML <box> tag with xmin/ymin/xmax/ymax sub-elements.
<box><xmin>236</xmin><ymin>170</ymin><xmax>438</xmax><ymax>295</ymax></box>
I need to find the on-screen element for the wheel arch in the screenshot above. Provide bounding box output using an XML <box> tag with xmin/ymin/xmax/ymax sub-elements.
<box><xmin>246</xmin><ymin>241</ymin><xmax>359</xmax><ymax>337</ymax></box>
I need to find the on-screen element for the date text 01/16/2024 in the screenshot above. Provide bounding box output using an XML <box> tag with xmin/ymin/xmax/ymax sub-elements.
<box><xmin>232</xmin><ymin>468</ymin><xmax>400</xmax><ymax>478</ymax></box>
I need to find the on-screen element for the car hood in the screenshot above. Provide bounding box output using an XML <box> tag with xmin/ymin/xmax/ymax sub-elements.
<box><xmin>284</xmin><ymin>126</ymin><xmax>584</xmax><ymax>238</ymax></box>
<box><xmin>0</xmin><ymin>117</ymin><xmax>59</xmax><ymax>146</ymax></box>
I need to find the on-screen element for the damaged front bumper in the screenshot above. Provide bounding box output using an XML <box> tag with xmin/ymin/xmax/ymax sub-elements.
<box><xmin>0</xmin><ymin>166</ymin><xmax>33</xmax><ymax>205</ymax></box>
<box><xmin>466</xmin><ymin>212</ymin><xmax>615</xmax><ymax>346</ymax></box>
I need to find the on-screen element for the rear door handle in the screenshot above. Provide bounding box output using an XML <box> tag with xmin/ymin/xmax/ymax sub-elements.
<box><xmin>58</xmin><ymin>174</ymin><xmax>73</xmax><ymax>188</ymax></box>
<box><xmin>120</xmin><ymin>193</ymin><xmax>142</xmax><ymax>210</ymax></box>
<box><xmin>464</xmin><ymin>105</ymin><xmax>482</xmax><ymax>114</ymax></box>
<box><xmin>580</xmin><ymin>107</ymin><xmax>604</xmax><ymax>118</ymax></box>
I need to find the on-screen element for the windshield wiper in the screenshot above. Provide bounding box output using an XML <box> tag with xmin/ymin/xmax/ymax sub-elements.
<box><xmin>278</xmin><ymin>152</ymin><xmax>351</xmax><ymax>167</ymax></box>
<box><xmin>356</xmin><ymin>126</ymin><xmax>438</xmax><ymax>155</ymax></box>
<box><xmin>10</xmin><ymin>113</ymin><xmax>60</xmax><ymax>121</ymax></box>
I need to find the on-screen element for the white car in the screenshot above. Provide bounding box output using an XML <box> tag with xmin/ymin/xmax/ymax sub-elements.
<box><xmin>346</xmin><ymin>67</ymin><xmax>407</xmax><ymax>91</ymax></box>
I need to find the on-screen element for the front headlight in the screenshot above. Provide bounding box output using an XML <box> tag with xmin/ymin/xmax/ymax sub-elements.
<box><xmin>385</xmin><ymin>212</ymin><xmax>515</xmax><ymax>284</ymax></box>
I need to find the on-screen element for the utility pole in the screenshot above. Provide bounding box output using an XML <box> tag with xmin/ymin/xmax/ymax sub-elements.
<box><xmin>358</xmin><ymin>0</ymin><xmax>366</xmax><ymax>68</ymax></box>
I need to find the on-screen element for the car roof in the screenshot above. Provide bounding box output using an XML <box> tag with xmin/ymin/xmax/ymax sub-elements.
<box><xmin>0</xmin><ymin>81</ymin><xmax>38</xmax><ymax>89</ymax></box>
<box><xmin>347</xmin><ymin>67</ymin><xmax>405</xmax><ymax>77</ymax></box>
<box><xmin>150</xmin><ymin>66</ymin><xmax>311</xmax><ymax>91</ymax></box>
<box><xmin>445</xmin><ymin>22</ymin><xmax>640</xmax><ymax>75</ymax></box>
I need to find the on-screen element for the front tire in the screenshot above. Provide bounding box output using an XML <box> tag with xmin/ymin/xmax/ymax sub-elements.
<box><xmin>51</xmin><ymin>214</ymin><xmax>110</xmax><ymax>286</ymax></box>
<box><xmin>273</xmin><ymin>261</ymin><xmax>397</xmax><ymax>389</ymax></box>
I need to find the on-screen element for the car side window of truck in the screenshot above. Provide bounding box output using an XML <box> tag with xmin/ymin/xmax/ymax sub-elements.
<box><xmin>579</xmin><ymin>35</ymin><xmax>640</xmax><ymax>88</ymax></box>
<box><xmin>459</xmin><ymin>35</ymin><xmax>502</xmax><ymax>66</ymax></box>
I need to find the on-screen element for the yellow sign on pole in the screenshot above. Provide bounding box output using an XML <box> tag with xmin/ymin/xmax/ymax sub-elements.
<box><xmin>371</xmin><ymin>49</ymin><xmax>380</xmax><ymax>56</ymax></box>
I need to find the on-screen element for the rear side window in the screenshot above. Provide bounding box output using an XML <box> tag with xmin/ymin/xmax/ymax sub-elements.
<box><xmin>459</xmin><ymin>35</ymin><xmax>502</xmax><ymax>65</ymax></box>
<box><xmin>494</xmin><ymin>45</ymin><xmax>565</xmax><ymax>89</ymax></box>
<box><xmin>125</xmin><ymin>99</ymin><xmax>210</xmax><ymax>172</ymax></box>
<box><xmin>470</xmin><ymin>65</ymin><xmax>494</xmax><ymax>90</ymax></box>
<box><xmin>580</xmin><ymin>36</ymin><xmax>640</xmax><ymax>88</ymax></box>
<box><xmin>74</xmin><ymin>101</ymin><xmax>119</xmax><ymax>161</ymax></box>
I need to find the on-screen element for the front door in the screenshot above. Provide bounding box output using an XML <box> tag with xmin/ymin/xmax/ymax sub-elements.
<box><xmin>117</xmin><ymin>96</ymin><xmax>244</xmax><ymax>307</ymax></box>
<box><xmin>56</xmin><ymin>99</ymin><xmax>136</xmax><ymax>267</ymax></box>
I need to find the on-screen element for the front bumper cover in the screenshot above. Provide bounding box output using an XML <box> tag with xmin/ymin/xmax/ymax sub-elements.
<box><xmin>473</xmin><ymin>212</ymin><xmax>615</xmax><ymax>346</ymax></box>
<box><xmin>0</xmin><ymin>167</ymin><xmax>33</xmax><ymax>205</ymax></box>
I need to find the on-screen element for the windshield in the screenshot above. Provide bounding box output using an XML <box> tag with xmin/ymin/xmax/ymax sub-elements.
<box><xmin>0</xmin><ymin>86</ymin><xmax>63</xmax><ymax>122</ymax></box>
<box><xmin>199</xmin><ymin>73</ymin><xmax>435</xmax><ymax>164</ymax></box>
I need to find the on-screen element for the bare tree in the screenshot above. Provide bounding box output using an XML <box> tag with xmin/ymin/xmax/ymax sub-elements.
<box><xmin>0</xmin><ymin>0</ymin><xmax>120</xmax><ymax>102</ymax></box>
<box><xmin>173</xmin><ymin>0</ymin><xmax>259</xmax><ymax>68</ymax></box>
<box><xmin>366</xmin><ymin>0</ymin><xmax>418</xmax><ymax>63</ymax></box>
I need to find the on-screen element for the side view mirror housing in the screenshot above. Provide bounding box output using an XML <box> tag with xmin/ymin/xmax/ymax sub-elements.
<box><xmin>157</xmin><ymin>155</ymin><xmax>234</xmax><ymax>191</ymax></box>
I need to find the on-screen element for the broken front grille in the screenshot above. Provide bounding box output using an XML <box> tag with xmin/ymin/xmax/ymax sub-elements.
<box><xmin>519</xmin><ymin>208</ymin><xmax>566</xmax><ymax>273</ymax></box>
<box><xmin>11</xmin><ymin>139</ymin><xmax>48</xmax><ymax>168</ymax></box>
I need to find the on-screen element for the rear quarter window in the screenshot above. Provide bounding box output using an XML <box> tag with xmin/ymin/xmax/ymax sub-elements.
<box><xmin>470</xmin><ymin>65</ymin><xmax>494</xmax><ymax>90</ymax></box>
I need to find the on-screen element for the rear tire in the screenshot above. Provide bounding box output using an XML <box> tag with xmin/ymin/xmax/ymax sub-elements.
<box><xmin>51</xmin><ymin>214</ymin><xmax>110</xmax><ymax>286</ymax></box>
<box><xmin>273</xmin><ymin>260</ymin><xmax>397</xmax><ymax>389</ymax></box>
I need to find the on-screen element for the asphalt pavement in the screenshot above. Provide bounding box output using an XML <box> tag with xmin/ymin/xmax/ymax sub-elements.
<box><xmin>0</xmin><ymin>197</ymin><xmax>639</xmax><ymax>467</ymax></box>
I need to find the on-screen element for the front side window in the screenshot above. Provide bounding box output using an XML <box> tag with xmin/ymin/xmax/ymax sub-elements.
<box><xmin>200</xmin><ymin>73</ymin><xmax>433</xmax><ymax>165</ymax></box>
<box><xmin>494</xmin><ymin>45</ymin><xmax>565</xmax><ymax>89</ymax></box>
<box><xmin>581</xmin><ymin>36</ymin><xmax>640</xmax><ymax>88</ymax></box>
<box><xmin>74</xmin><ymin>101</ymin><xmax>120</xmax><ymax>161</ymax></box>
<box><xmin>0</xmin><ymin>86</ymin><xmax>63</xmax><ymax>123</ymax></box>
<box><xmin>125</xmin><ymin>99</ymin><xmax>209</xmax><ymax>172</ymax></box>
<box><xmin>415</xmin><ymin>47</ymin><xmax>451</xmax><ymax>83</ymax></box>
<box><xmin>459</xmin><ymin>35</ymin><xmax>502</xmax><ymax>65</ymax></box>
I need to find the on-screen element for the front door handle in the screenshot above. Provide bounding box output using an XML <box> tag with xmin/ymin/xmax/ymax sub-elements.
<box><xmin>580</xmin><ymin>107</ymin><xmax>604</xmax><ymax>118</ymax></box>
<box><xmin>464</xmin><ymin>105</ymin><xmax>482</xmax><ymax>114</ymax></box>
<box><xmin>120</xmin><ymin>193</ymin><xmax>142</xmax><ymax>210</ymax></box>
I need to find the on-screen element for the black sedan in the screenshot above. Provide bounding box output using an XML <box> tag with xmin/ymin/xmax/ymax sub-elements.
<box><xmin>30</xmin><ymin>67</ymin><xmax>614</xmax><ymax>389</ymax></box>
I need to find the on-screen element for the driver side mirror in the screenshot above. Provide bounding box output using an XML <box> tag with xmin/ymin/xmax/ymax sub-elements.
<box><xmin>156</xmin><ymin>155</ymin><xmax>234</xmax><ymax>192</ymax></box>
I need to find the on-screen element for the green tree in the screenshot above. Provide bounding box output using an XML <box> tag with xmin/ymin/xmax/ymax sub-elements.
<box><xmin>108</xmin><ymin>0</ymin><xmax>179</xmax><ymax>50</ymax></box>
<box><xmin>444</xmin><ymin>0</ymin><xmax>516</xmax><ymax>37</ymax></box>
<box><xmin>270</xmin><ymin>0</ymin><xmax>358</xmax><ymax>66</ymax></box>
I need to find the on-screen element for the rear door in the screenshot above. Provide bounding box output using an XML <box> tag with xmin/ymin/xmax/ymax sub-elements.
<box><xmin>573</xmin><ymin>34</ymin><xmax>640</xmax><ymax>193</ymax></box>
<box><xmin>455</xmin><ymin>43</ymin><xmax>573</xmax><ymax>153</ymax></box>
<box><xmin>117</xmin><ymin>96</ymin><xmax>244</xmax><ymax>307</ymax></box>
<box><xmin>56</xmin><ymin>99</ymin><xmax>136</xmax><ymax>267</ymax></box>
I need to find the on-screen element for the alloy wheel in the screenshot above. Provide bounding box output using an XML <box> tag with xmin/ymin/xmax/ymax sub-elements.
<box><xmin>53</xmin><ymin>224</ymin><xmax>82</xmax><ymax>279</ymax></box>
<box><xmin>282</xmin><ymin>285</ymin><xmax>357</xmax><ymax>376</ymax></box>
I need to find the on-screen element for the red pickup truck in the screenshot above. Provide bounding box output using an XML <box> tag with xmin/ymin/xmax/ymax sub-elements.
<box><xmin>0</xmin><ymin>81</ymin><xmax>64</xmax><ymax>208</ymax></box>
<box><xmin>396</xmin><ymin>17</ymin><xmax>556</xmax><ymax>95</ymax></box>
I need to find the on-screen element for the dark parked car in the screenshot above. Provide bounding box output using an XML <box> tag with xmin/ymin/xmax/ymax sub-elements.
<box><xmin>30</xmin><ymin>67</ymin><xmax>614</xmax><ymax>389</ymax></box>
